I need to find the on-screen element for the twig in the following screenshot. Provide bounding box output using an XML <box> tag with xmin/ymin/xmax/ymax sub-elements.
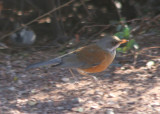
<box><xmin>133</xmin><ymin>46</ymin><xmax>160</xmax><ymax>66</ymax></box>
<box><xmin>80</xmin><ymin>0</ymin><xmax>92</xmax><ymax>17</ymax></box>
<box><xmin>88</xmin><ymin>25</ymin><xmax>111</xmax><ymax>39</ymax></box>
<box><xmin>138</xmin><ymin>46</ymin><xmax>160</xmax><ymax>53</ymax></box>
<box><xmin>77</xmin><ymin>17</ymin><xmax>150</xmax><ymax>34</ymax></box>
<box><xmin>0</xmin><ymin>0</ymin><xmax>74</xmax><ymax>40</ymax></box>
<box><xmin>111</xmin><ymin>0</ymin><xmax>122</xmax><ymax>20</ymax></box>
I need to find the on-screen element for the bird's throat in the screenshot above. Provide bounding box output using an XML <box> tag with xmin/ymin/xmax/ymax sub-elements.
<box><xmin>110</xmin><ymin>43</ymin><xmax>121</xmax><ymax>52</ymax></box>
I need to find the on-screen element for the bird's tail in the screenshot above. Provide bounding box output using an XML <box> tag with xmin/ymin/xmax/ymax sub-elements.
<box><xmin>26</xmin><ymin>58</ymin><xmax>61</xmax><ymax>70</ymax></box>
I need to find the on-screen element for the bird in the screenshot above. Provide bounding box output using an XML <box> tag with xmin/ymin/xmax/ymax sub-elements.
<box><xmin>10</xmin><ymin>23</ymin><xmax>36</xmax><ymax>46</ymax></box>
<box><xmin>26</xmin><ymin>36</ymin><xmax>128</xmax><ymax>74</ymax></box>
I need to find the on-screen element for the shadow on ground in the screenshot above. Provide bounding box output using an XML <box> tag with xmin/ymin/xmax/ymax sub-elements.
<box><xmin>0</xmin><ymin>35</ymin><xmax>160</xmax><ymax>113</ymax></box>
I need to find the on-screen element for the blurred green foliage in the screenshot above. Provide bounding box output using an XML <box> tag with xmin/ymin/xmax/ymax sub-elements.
<box><xmin>115</xmin><ymin>23</ymin><xmax>139</xmax><ymax>53</ymax></box>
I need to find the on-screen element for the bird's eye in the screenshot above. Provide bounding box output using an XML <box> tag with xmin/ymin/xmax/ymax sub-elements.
<box><xmin>111</xmin><ymin>41</ymin><xmax>118</xmax><ymax>45</ymax></box>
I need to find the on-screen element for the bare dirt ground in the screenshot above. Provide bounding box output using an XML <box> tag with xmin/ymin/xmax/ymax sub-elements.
<box><xmin>0</xmin><ymin>34</ymin><xmax>160</xmax><ymax>114</ymax></box>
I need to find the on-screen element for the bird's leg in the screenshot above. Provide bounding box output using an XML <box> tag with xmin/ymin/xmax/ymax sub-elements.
<box><xmin>69</xmin><ymin>69</ymin><xmax>78</xmax><ymax>83</ymax></box>
<box><xmin>77</xmin><ymin>69</ymin><xmax>98</xmax><ymax>82</ymax></box>
<box><xmin>76</xmin><ymin>69</ymin><xmax>106</xmax><ymax>89</ymax></box>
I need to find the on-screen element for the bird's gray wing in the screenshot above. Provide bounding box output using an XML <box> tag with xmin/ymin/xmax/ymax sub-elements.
<box><xmin>26</xmin><ymin>58</ymin><xmax>61</xmax><ymax>70</ymax></box>
<box><xmin>59</xmin><ymin>53</ymin><xmax>86</xmax><ymax>68</ymax></box>
<box><xmin>26</xmin><ymin>52</ymin><xmax>86</xmax><ymax>70</ymax></box>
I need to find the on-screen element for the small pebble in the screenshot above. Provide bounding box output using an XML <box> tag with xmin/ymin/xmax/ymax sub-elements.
<box><xmin>106</xmin><ymin>109</ymin><xmax>115</xmax><ymax>114</ymax></box>
<box><xmin>61</xmin><ymin>77</ymin><xmax>70</xmax><ymax>82</ymax></box>
<box><xmin>57</xmin><ymin>106</ymin><xmax>64</xmax><ymax>110</ymax></box>
<box><xmin>91</xmin><ymin>104</ymin><xmax>99</xmax><ymax>109</ymax></box>
<box><xmin>95</xmin><ymin>91</ymin><xmax>104</xmax><ymax>95</ymax></box>
<box><xmin>17</xmin><ymin>80</ymin><xmax>23</xmax><ymax>85</ymax></box>
<box><xmin>107</xmin><ymin>101</ymin><xmax>116</xmax><ymax>105</ymax></box>
<box><xmin>71</xmin><ymin>98</ymin><xmax>80</xmax><ymax>104</ymax></box>
<box><xmin>31</xmin><ymin>89</ymin><xmax>37</xmax><ymax>94</ymax></box>
<box><xmin>108</xmin><ymin>93</ymin><xmax>116</xmax><ymax>98</ymax></box>
<box><xmin>28</xmin><ymin>99</ymin><xmax>37</xmax><ymax>106</ymax></box>
<box><xmin>72</xmin><ymin>107</ymin><xmax>84</xmax><ymax>112</ymax></box>
<box><xmin>8</xmin><ymin>87</ymin><xmax>16</xmax><ymax>91</ymax></box>
<box><xmin>146</xmin><ymin>61</ymin><xmax>155</xmax><ymax>69</ymax></box>
<box><xmin>121</xmin><ymin>67</ymin><xmax>125</xmax><ymax>70</ymax></box>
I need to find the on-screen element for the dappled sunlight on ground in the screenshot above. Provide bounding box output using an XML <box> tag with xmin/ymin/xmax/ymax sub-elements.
<box><xmin>0</xmin><ymin>35</ymin><xmax>160</xmax><ymax>113</ymax></box>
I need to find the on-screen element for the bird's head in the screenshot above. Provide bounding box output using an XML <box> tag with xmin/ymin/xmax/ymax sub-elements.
<box><xmin>96</xmin><ymin>36</ymin><xmax>128</xmax><ymax>52</ymax></box>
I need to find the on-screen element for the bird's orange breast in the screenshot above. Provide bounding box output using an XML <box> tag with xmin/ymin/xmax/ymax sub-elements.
<box><xmin>76</xmin><ymin>44</ymin><xmax>115</xmax><ymax>73</ymax></box>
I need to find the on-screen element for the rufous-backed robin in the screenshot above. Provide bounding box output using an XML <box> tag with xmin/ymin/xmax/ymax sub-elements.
<box><xmin>26</xmin><ymin>36</ymin><xmax>128</xmax><ymax>74</ymax></box>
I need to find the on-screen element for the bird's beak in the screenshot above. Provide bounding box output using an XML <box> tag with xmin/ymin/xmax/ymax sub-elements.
<box><xmin>119</xmin><ymin>39</ymin><xmax>129</xmax><ymax>44</ymax></box>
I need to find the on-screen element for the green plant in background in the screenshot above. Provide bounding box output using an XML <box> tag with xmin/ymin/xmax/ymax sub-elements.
<box><xmin>115</xmin><ymin>24</ymin><xmax>139</xmax><ymax>53</ymax></box>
